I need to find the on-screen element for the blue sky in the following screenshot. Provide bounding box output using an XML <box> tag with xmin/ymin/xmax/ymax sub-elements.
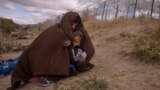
<box><xmin>0</xmin><ymin>0</ymin><xmax>159</xmax><ymax>24</ymax></box>
<box><xmin>0</xmin><ymin>0</ymin><xmax>97</xmax><ymax>24</ymax></box>
<box><xmin>0</xmin><ymin>3</ymin><xmax>30</xmax><ymax>21</ymax></box>
<box><xmin>0</xmin><ymin>3</ymin><xmax>42</xmax><ymax>24</ymax></box>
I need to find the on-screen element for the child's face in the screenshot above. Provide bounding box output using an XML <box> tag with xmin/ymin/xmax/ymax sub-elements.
<box><xmin>72</xmin><ymin>23</ymin><xmax>78</xmax><ymax>31</ymax></box>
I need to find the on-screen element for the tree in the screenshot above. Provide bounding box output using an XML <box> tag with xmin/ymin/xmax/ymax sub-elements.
<box><xmin>101</xmin><ymin>1</ymin><xmax>106</xmax><ymax>20</ymax></box>
<box><xmin>150</xmin><ymin>0</ymin><xmax>155</xmax><ymax>18</ymax></box>
<box><xmin>126</xmin><ymin>0</ymin><xmax>131</xmax><ymax>18</ymax></box>
<box><xmin>133</xmin><ymin>0</ymin><xmax>138</xmax><ymax>18</ymax></box>
<box><xmin>159</xmin><ymin>4</ymin><xmax>160</xmax><ymax>19</ymax></box>
<box><xmin>115</xmin><ymin>4</ymin><xmax>119</xmax><ymax>19</ymax></box>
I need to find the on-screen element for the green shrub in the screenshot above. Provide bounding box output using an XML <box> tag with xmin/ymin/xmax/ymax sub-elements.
<box><xmin>0</xmin><ymin>18</ymin><xmax>17</xmax><ymax>35</ymax></box>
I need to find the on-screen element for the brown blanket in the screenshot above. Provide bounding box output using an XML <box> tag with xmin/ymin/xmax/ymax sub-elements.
<box><xmin>10</xmin><ymin>12</ymin><xmax>95</xmax><ymax>89</ymax></box>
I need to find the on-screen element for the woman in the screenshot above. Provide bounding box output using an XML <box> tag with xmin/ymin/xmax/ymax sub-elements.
<box><xmin>9</xmin><ymin>12</ymin><xmax>95</xmax><ymax>89</ymax></box>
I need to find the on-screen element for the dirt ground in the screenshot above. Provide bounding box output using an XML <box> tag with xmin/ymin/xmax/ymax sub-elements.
<box><xmin>0</xmin><ymin>21</ymin><xmax>160</xmax><ymax>90</ymax></box>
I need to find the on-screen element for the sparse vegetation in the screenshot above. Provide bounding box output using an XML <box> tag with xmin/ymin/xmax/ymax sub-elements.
<box><xmin>84</xmin><ymin>16</ymin><xmax>141</xmax><ymax>33</ymax></box>
<box><xmin>130</xmin><ymin>22</ymin><xmax>160</xmax><ymax>64</ymax></box>
<box><xmin>119</xmin><ymin>32</ymin><xmax>133</xmax><ymax>38</ymax></box>
<box><xmin>80</xmin><ymin>74</ymin><xmax>107</xmax><ymax>90</ymax></box>
<box><xmin>0</xmin><ymin>18</ymin><xmax>44</xmax><ymax>55</ymax></box>
<box><xmin>52</xmin><ymin>73</ymin><xmax>107</xmax><ymax>90</ymax></box>
<box><xmin>0</xmin><ymin>34</ymin><xmax>14</xmax><ymax>54</ymax></box>
<box><xmin>0</xmin><ymin>15</ymin><xmax>160</xmax><ymax>90</ymax></box>
<box><xmin>85</xmin><ymin>16</ymin><xmax>160</xmax><ymax>64</ymax></box>
<box><xmin>0</xmin><ymin>18</ymin><xmax>18</xmax><ymax>35</ymax></box>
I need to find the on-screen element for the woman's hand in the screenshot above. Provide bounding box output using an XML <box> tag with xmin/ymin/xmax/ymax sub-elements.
<box><xmin>64</xmin><ymin>40</ymin><xmax>71</xmax><ymax>46</ymax></box>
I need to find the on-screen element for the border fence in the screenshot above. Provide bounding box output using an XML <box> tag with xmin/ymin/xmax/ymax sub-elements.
<box><xmin>81</xmin><ymin>0</ymin><xmax>160</xmax><ymax>20</ymax></box>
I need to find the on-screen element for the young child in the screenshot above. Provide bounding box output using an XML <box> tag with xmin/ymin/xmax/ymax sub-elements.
<box><xmin>64</xmin><ymin>19</ymin><xmax>87</xmax><ymax>62</ymax></box>
<box><xmin>72</xmin><ymin>31</ymin><xmax>87</xmax><ymax>62</ymax></box>
<box><xmin>64</xmin><ymin>30</ymin><xmax>87</xmax><ymax>75</ymax></box>
<box><xmin>64</xmin><ymin>31</ymin><xmax>87</xmax><ymax>62</ymax></box>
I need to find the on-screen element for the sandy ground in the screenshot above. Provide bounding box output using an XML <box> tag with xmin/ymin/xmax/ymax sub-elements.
<box><xmin>91</xmin><ymin>24</ymin><xmax>160</xmax><ymax>90</ymax></box>
<box><xmin>0</xmin><ymin>23</ymin><xmax>160</xmax><ymax>90</ymax></box>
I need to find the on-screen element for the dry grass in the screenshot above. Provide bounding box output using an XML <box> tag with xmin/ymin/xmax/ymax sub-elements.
<box><xmin>1</xmin><ymin>16</ymin><xmax>160</xmax><ymax>90</ymax></box>
<box><xmin>0</xmin><ymin>34</ymin><xmax>14</xmax><ymax>54</ymax></box>
<box><xmin>52</xmin><ymin>73</ymin><xmax>107</xmax><ymax>90</ymax></box>
<box><xmin>0</xmin><ymin>25</ymin><xmax>42</xmax><ymax>55</ymax></box>
<box><xmin>85</xmin><ymin>16</ymin><xmax>159</xmax><ymax>33</ymax></box>
<box><xmin>130</xmin><ymin>21</ymin><xmax>160</xmax><ymax>64</ymax></box>
<box><xmin>84</xmin><ymin>17</ymin><xmax>131</xmax><ymax>33</ymax></box>
<box><xmin>85</xmin><ymin>16</ymin><xmax>160</xmax><ymax>64</ymax></box>
<box><xmin>17</xmin><ymin>70</ymin><xmax>107</xmax><ymax>90</ymax></box>
<box><xmin>0</xmin><ymin>31</ymin><xmax>27</xmax><ymax>55</ymax></box>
